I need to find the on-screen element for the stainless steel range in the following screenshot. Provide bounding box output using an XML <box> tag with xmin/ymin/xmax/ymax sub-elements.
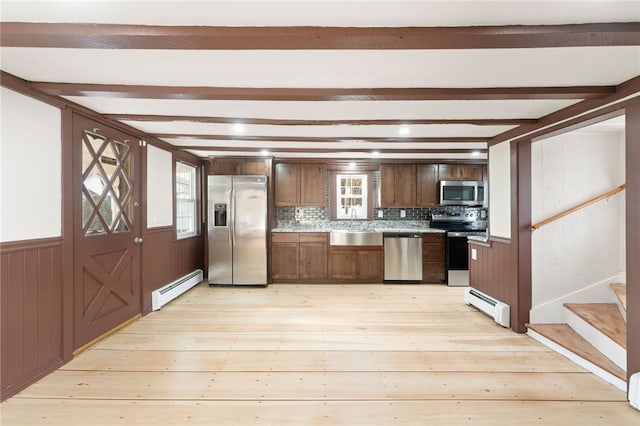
<box><xmin>430</xmin><ymin>211</ymin><xmax>487</xmax><ymax>286</ymax></box>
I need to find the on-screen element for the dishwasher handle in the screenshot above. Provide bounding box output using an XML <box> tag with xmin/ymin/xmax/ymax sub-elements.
<box><xmin>383</xmin><ymin>232</ymin><xmax>422</xmax><ymax>238</ymax></box>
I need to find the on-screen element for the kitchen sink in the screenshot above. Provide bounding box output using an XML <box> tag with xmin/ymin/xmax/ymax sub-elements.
<box><xmin>329</xmin><ymin>230</ymin><xmax>383</xmax><ymax>246</ymax></box>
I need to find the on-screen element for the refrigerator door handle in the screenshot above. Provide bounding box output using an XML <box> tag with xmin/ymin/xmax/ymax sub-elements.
<box><xmin>227</xmin><ymin>189</ymin><xmax>233</xmax><ymax>245</ymax></box>
<box><xmin>231</xmin><ymin>189</ymin><xmax>237</xmax><ymax>245</ymax></box>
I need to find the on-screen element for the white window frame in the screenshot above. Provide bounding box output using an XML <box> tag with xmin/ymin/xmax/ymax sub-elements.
<box><xmin>336</xmin><ymin>173</ymin><xmax>368</xmax><ymax>220</ymax></box>
<box><xmin>175</xmin><ymin>161</ymin><xmax>197</xmax><ymax>239</ymax></box>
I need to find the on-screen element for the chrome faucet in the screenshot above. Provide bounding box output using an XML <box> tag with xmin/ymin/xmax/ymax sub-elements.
<box><xmin>350</xmin><ymin>208</ymin><xmax>357</xmax><ymax>227</ymax></box>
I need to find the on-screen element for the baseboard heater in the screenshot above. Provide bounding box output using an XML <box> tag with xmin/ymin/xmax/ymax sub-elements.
<box><xmin>152</xmin><ymin>269</ymin><xmax>203</xmax><ymax>311</ymax></box>
<box><xmin>464</xmin><ymin>287</ymin><xmax>510</xmax><ymax>328</ymax></box>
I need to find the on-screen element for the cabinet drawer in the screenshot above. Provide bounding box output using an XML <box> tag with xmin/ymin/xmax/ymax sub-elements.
<box><xmin>272</xmin><ymin>232</ymin><xmax>299</xmax><ymax>243</ymax></box>
<box><xmin>299</xmin><ymin>232</ymin><xmax>328</xmax><ymax>243</ymax></box>
<box><xmin>422</xmin><ymin>233</ymin><xmax>445</xmax><ymax>244</ymax></box>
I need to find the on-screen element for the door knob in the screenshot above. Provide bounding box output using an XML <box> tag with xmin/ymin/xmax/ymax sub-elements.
<box><xmin>134</xmin><ymin>237</ymin><xmax>144</xmax><ymax>244</ymax></box>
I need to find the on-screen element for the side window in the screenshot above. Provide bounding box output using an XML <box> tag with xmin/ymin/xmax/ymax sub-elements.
<box><xmin>336</xmin><ymin>173</ymin><xmax>368</xmax><ymax>219</ymax></box>
<box><xmin>176</xmin><ymin>162</ymin><xmax>197</xmax><ymax>238</ymax></box>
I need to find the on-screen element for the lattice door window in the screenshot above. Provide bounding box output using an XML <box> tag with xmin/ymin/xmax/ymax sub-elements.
<box><xmin>81</xmin><ymin>130</ymin><xmax>133</xmax><ymax>236</ymax></box>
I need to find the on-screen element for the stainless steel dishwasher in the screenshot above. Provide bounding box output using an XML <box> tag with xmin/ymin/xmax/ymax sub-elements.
<box><xmin>383</xmin><ymin>233</ymin><xmax>423</xmax><ymax>283</ymax></box>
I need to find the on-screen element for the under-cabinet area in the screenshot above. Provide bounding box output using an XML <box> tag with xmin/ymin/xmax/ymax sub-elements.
<box><xmin>271</xmin><ymin>231</ymin><xmax>446</xmax><ymax>284</ymax></box>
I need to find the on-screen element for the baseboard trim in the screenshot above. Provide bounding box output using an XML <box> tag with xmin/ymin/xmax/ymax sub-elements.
<box><xmin>73</xmin><ymin>314</ymin><xmax>141</xmax><ymax>356</ymax></box>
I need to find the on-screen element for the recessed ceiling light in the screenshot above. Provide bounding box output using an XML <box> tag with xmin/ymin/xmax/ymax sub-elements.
<box><xmin>372</xmin><ymin>151</ymin><xmax>380</xmax><ymax>156</ymax></box>
<box><xmin>232</xmin><ymin>123</ymin><xmax>244</xmax><ymax>133</ymax></box>
<box><xmin>399</xmin><ymin>126</ymin><xmax>410</xmax><ymax>136</ymax></box>
<box><xmin>471</xmin><ymin>151</ymin><xmax>481</xmax><ymax>157</ymax></box>
<box><xmin>261</xmin><ymin>149</ymin><xmax>269</xmax><ymax>156</ymax></box>
<box><xmin>349</xmin><ymin>162</ymin><xmax>357</xmax><ymax>167</ymax></box>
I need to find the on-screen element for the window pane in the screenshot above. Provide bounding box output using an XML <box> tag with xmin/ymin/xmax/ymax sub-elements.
<box><xmin>336</xmin><ymin>173</ymin><xmax>368</xmax><ymax>219</ymax></box>
<box><xmin>81</xmin><ymin>131</ymin><xmax>133</xmax><ymax>236</ymax></box>
<box><xmin>176</xmin><ymin>162</ymin><xmax>197</xmax><ymax>238</ymax></box>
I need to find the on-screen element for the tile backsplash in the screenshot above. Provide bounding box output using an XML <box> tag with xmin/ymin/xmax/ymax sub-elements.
<box><xmin>276</xmin><ymin>205</ymin><xmax>485</xmax><ymax>226</ymax></box>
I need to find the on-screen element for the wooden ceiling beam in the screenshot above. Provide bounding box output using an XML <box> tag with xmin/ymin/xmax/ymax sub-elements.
<box><xmin>3</xmin><ymin>22</ymin><xmax>639</xmax><ymax>49</ymax></box>
<box><xmin>31</xmin><ymin>82</ymin><xmax>614</xmax><ymax>101</ymax></box>
<box><xmin>490</xmin><ymin>74</ymin><xmax>640</xmax><ymax>145</ymax></box>
<box><xmin>155</xmin><ymin>134</ymin><xmax>488</xmax><ymax>143</ymax></box>
<box><xmin>106</xmin><ymin>114</ymin><xmax>534</xmax><ymax>126</ymax></box>
<box><xmin>180</xmin><ymin>146</ymin><xmax>486</xmax><ymax>154</ymax></box>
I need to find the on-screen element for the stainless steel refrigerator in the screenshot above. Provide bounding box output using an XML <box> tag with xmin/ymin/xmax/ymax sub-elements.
<box><xmin>208</xmin><ymin>175</ymin><xmax>268</xmax><ymax>285</ymax></box>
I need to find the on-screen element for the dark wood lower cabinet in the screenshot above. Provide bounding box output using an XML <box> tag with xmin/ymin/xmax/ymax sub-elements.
<box><xmin>271</xmin><ymin>233</ymin><xmax>300</xmax><ymax>280</ymax></box>
<box><xmin>300</xmin><ymin>234</ymin><xmax>328</xmax><ymax>280</ymax></box>
<box><xmin>357</xmin><ymin>250</ymin><xmax>384</xmax><ymax>281</ymax></box>
<box><xmin>422</xmin><ymin>233</ymin><xmax>446</xmax><ymax>283</ymax></box>
<box><xmin>328</xmin><ymin>247</ymin><xmax>383</xmax><ymax>283</ymax></box>
<box><xmin>272</xmin><ymin>232</ymin><xmax>443</xmax><ymax>284</ymax></box>
<box><xmin>271</xmin><ymin>232</ymin><xmax>328</xmax><ymax>282</ymax></box>
<box><xmin>328</xmin><ymin>250</ymin><xmax>357</xmax><ymax>280</ymax></box>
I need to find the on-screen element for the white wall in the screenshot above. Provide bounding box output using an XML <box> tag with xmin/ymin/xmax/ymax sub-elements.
<box><xmin>488</xmin><ymin>141</ymin><xmax>511</xmax><ymax>239</ymax></box>
<box><xmin>530</xmin><ymin>127</ymin><xmax>625</xmax><ymax>323</ymax></box>
<box><xmin>0</xmin><ymin>88</ymin><xmax>61</xmax><ymax>242</ymax></box>
<box><xmin>146</xmin><ymin>144</ymin><xmax>173</xmax><ymax>228</ymax></box>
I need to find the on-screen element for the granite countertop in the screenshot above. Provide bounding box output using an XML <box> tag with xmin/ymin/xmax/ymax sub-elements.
<box><xmin>467</xmin><ymin>234</ymin><xmax>489</xmax><ymax>243</ymax></box>
<box><xmin>272</xmin><ymin>221</ymin><xmax>445</xmax><ymax>234</ymax></box>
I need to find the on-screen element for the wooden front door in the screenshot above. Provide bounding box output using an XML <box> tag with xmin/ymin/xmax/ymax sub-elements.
<box><xmin>73</xmin><ymin>115</ymin><xmax>142</xmax><ymax>350</ymax></box>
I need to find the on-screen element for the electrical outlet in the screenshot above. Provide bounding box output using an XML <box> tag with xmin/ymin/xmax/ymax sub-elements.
<box><xmin>377</xmin><ymin>210</ymin><xmax>383</xmax><ymax>218</ymax></box>
<box><xmin>400</xmin><ymin>210</ymin><xmax>406</xmax><ymax>218</ymax></box>
<box><xmin>471</xmin><ymin>248</ymin><xmax>477</xmax><ymax>261</ymax></box>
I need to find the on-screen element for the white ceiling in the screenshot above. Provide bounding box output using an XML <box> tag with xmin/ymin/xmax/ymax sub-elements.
<box><xmin>1</xmin><ymin>1</ymin><xmax>638</xmax><ymax>160</ymax></box>
<box><xmin>3</xmin><ymin>1</ymin><xmax>639</xmax><ymax>26</ymax></box>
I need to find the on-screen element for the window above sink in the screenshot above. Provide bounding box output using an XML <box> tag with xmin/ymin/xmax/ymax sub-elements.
<box><xmin>329</xmin><ymin>168</ymin><xmax>375</xmax><ymax>220</ymax></box>
<box><xmin>336</xmin><ymin>173</ymin><xmax>368</xmax><ymax>220</ymax></box>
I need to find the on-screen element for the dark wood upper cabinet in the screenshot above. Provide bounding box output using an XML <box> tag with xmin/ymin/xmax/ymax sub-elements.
<box><xmin>275</xmin><ymin>163</ymin><xmax>300</xmax><ymax>206</ymax></box>
<box><xmin>438</xmin><ymin>164</ymin><xmax>485</xmax><ymax>181</ymax></box>
<box><xmin>210</xmin><ymin>158</ymin><xmax>270</xmax><ymax>176</ymax></box>
<box><xmin>300</xmin><ymin>164</ymin><xmax>326</xmax><ymax>206</ymax></box>
<box><xmin>416</xmin><ymin>164</ymin><xmax>439</xmax><ymax>207</ymax></box>
<box><xmin>275</xmin><ymin>163</ymin><xmax>326</xmax><ymax>206</ymax></box>
<box><xmin>380</xmin><ymin>163</ymin><xmax>416</xmax><ymax>207</ymax></box>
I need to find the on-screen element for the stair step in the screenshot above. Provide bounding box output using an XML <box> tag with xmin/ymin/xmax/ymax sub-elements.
<box><xmin>563</xmin><ymin>303</ymin><xmax>626</xmax><ymax>349</ymax></box>
<box><xmin>610</xmin><ymin>283</ymin><xmax>627</xmax><ymax>312</ymax></box>
<box><xmin>526</xmin><ymin>323</ymin><xmax>627</xmax><ymax>382</ymax></box>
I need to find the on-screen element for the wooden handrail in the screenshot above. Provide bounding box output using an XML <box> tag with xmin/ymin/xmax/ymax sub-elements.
<box><xmin>531</xmin><ymin>183</ymin><xmax>626</xmax><ymax>231</ymax></box>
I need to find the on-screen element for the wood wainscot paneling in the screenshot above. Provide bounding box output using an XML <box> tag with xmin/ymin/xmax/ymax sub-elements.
<box><xmin>142</xmin><ymin>227</ymin><xmax>204</xmax><ymax>314</ymax></box>
<box><xmin>1</xmin><ymin>238</ymin><xmax>65</xmax><ymax>401</ymax></box>
<box><xmin>469</xmin><ymin>140</ymin><xmax>531</xmax><ymax>333</ymax></box>
<box><xmin>468</xmin><ymin>238</ymin><xmax>514</xmax><ymax>310</ymax></box>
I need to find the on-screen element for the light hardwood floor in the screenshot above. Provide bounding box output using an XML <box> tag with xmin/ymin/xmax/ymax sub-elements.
<box><xmin>2</xmin><ymin>283</ymin><xmax>639</xmax><ymax>425</ymax></box>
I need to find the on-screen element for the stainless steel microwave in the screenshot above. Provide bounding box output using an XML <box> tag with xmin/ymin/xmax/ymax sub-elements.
<box><xmin>439</xmin><ymin>180</ymin><xmax>485</xmax><ymax>206</ymax></box>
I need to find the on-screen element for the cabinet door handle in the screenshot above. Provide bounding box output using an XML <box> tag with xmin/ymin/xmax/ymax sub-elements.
<box><xmin>134</xmin><ymin>237</ymin><xmax>144</xmax><ymax>244</ymax></box>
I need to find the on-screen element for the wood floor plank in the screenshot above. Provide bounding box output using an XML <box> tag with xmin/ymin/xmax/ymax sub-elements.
<box><xmin>16</xmin><ymin>370</ymin><xmax>626</xmax><ymax>401</ymax></box>
<box><xmin>137</xmin><ymin>310</ymin><xmax>493</xmax><ymax>325</ymax></box>
<box><xmin>96</xmin><ymin>332</ymin><xmax>547</xmax><ymax>351</ymax></box>
<box><xmin>3</xmin><ymin>284</ymin><xmax>637</xmax><ymax>425</ymax></box>
<box><xmin>63</xmin><ymin>349</ymin><xmax>585</xmax><ymax>373</ymax></box>
<box><xmin>3</xmin><ymin>400</ymin><xmax>637</xmax><ymax>426</ymax></box>
<box><xmin>120</xmin><ymin>320</ymin><xmax>503</xmax><ymax>334</ymax></box>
